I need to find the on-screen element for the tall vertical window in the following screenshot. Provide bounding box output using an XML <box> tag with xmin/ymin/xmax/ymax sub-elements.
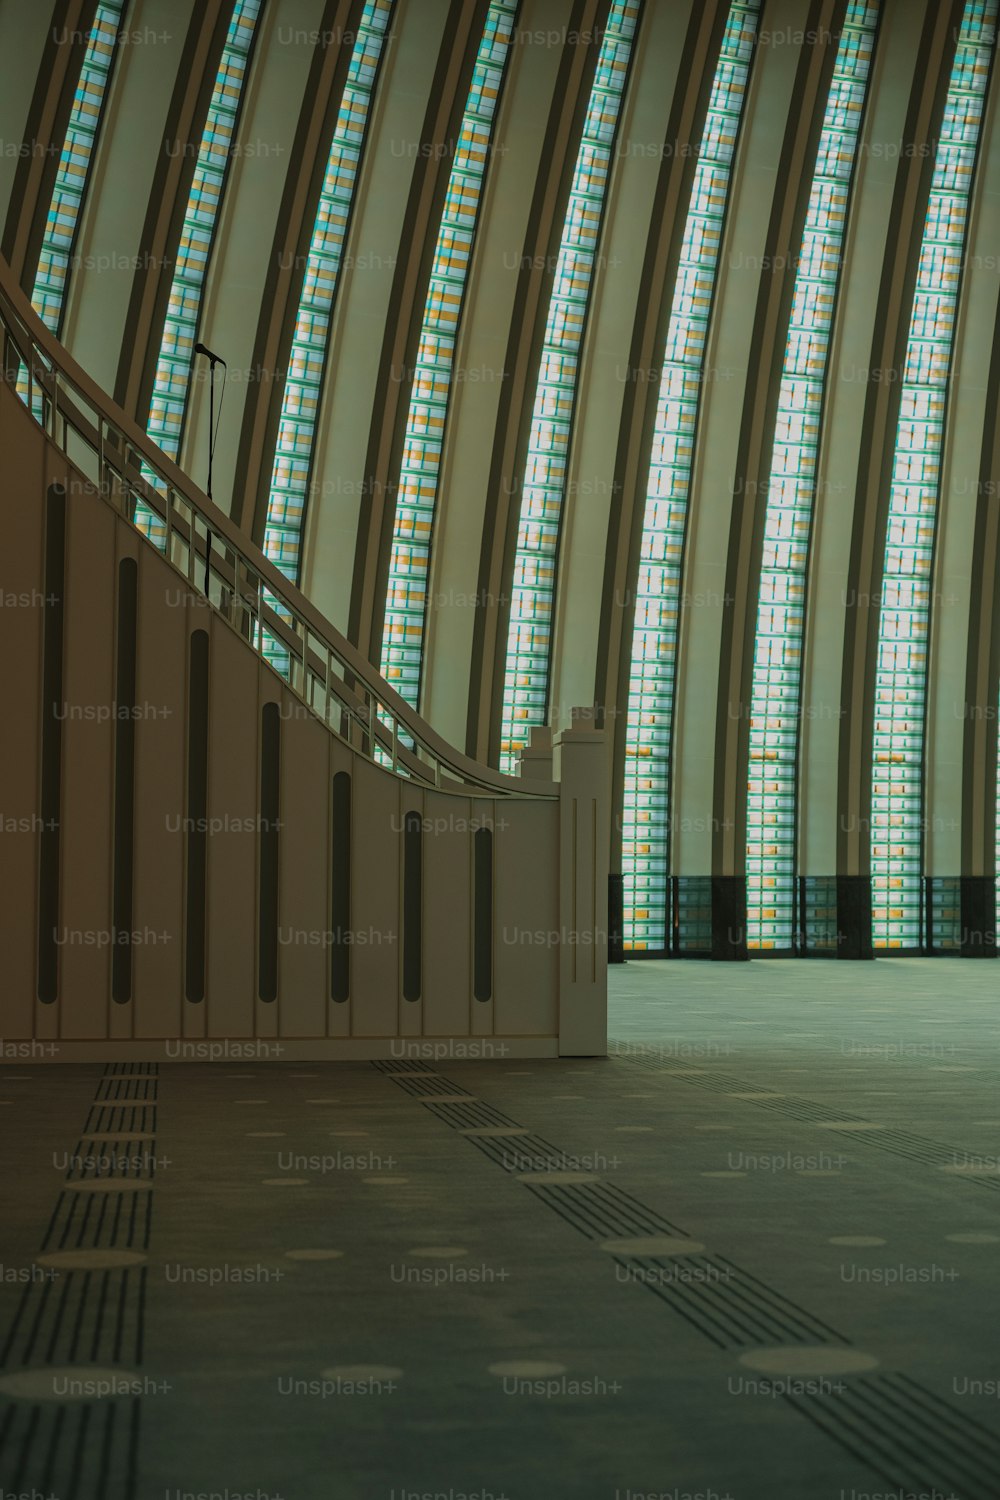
<box><xmin>746</xmin><ymin>2</ymin><xmax>879</xmax><ymax>950</ymax></box>
<box><xmin>28</xmin><ymin>1</ymin><xmax>126</xmax><ymax>336</ymax></box>
<box><xmin>871</xmin><ymin>0</ymin><xmax>996</xmax><ymax>949</ymax></box>
<box><xmin>498</xmin><ymin>0</ymin><xmax>641</xmax><ymax>773</ymax></box>
<box><xmin>621</xmin><ymin>1</ymin><xmax>759</xmax><ymax>952</ymax></box>
<box><xmin>137</xmin><ymin>0</ymin><xmax>262</xmax><ymax>544</ymax></box>
<box><xmin>261</xmin><ymin>0</ymin><xmax>394</xmax><ymax>588</ymax></box>
<box><xmin>379</xmin><ymin>0</ymin><xmax>519</xmax><ymax>709</ymax></box>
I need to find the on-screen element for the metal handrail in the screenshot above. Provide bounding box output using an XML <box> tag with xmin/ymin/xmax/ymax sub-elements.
<box><xmin>0</xmin><ymin>256</ymin><xmax>556</xmax><ymax>799</ymax></box>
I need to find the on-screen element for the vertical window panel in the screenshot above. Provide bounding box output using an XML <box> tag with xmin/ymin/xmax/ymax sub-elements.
<box><xmin>379</xmin><ymin>0</ymin><xmax>520</xmax><ymax>709</ymax></box>
<box><xmin>745</xmin><ymin>1</ymin><xmax>879</xmax><ymax>951</ymax></box>
<box><xmin>621</xmin><ymin>1</ymin><xmax>759</xmax><ymax>952</ymax></box>
<box><xmin>498</xmin><ymin>0</ymin><xmax>642</xmax><ymax>773</ymax></box>
<box><xmin>260</xmin><ymin>0</ymin><xmax>395</xmax><ymax>605</ymax></box>
<box><xmin>137</xmin><ymin>0</ymin><xmax>263</xmax><ymax>546</ymax></box>
<box><xmin>29</xmin><ymin>2</ymin><xmax>126</xmax><ymax>337</ymax></box>
<box><xmin>871</xmin><ymin>0</ymin><xmax>996</xmax><ymax>949</ymax></box>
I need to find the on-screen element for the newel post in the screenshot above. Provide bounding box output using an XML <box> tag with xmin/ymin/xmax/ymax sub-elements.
<box><xmin>552</xmin><ymin>707</ymin><xmax>608</xmax><ymax>1056</ymax></box>
<box><xmin>515</xmin><ymin>723</ymin><xmax>554</xmax><ymax>782</ymax></box>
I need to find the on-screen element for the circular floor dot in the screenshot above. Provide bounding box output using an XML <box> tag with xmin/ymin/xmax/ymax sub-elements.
<box><xmin>285</xmin><ymin>1249</ymin><xmax>345</xmax><ymax>1261</ymax></box>
<box><xmin>945</xmin><ymin>1232</ymin><xmax>1000</xmax><ymax>1244</ymax></box>
<box><xmin>320</xmin><ymin>1365</ymin><xmax>402</xmax><ymax>1381</ymax></box>
<box><xmin>516</xmin><ymin>1171</ymin><xmax>600</xmax><ymax>1185</ymax></box>
<box><xmin>739</xmin><ymin>1347</ymin><xmax>878</xmax><ymax>1376</ymax></box>
<box><xmin>0</xmin><ymin>1367</ymin><xmax>140</xmax><ymax>1401</ymax></box>
<box><xmin>364</xmin><ymin>1176</ymin><xmax>410</xmax><ymax>1185</ymax></box>
<box><xmin>828</xmin><ymin>1236</ymin><xmax>886</xmax><ymax>1247</ymax></box>
<box><xmin>35</xmin><ymin>1249</ymin><xmax>148</xmax><ymax>1271</ymax></box>
<box><xmin>459</xmin><ymin>1127</ymin><xmax>531</xmax><ymax>1137</ymax></box>
<box><xmin>408</xmin><ymin>1247</ymin><xmax>468</xmax><ymax>1258</ymax></box>
<box><xmin>262</xmin><ymin>1177</ymin><xmax>309</xmax><ymax>1186</ymax></box>
<box><xmin>64</xmin><ymin>1179</ymin><xmax>146</xmax><ymax>1193</ymax></box>
<box><xmin>599</xmin><ymin>1236</ymin><xmax>703</xmax><ymax>1256</ymax></box>
<box><xmin>488</xmin><ymin>1361</ymin><xmax>566</xmax><ymax>1378</ymax></box>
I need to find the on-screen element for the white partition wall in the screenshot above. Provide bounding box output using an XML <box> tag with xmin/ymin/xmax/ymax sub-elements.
<box><xmin>0</xmin><ymin>262</ymin><xmax>609</xmax><ymax>1057</ymax></box>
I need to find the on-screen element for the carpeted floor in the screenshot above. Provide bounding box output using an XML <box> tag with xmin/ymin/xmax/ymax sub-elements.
<box><xmin>1</xmin><ymin>958</ymin><xmax>998</xmax><ymax>1499</ymax></box>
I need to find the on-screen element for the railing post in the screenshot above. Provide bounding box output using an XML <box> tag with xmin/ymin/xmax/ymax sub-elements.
<box><xmin>516</xmin><ymin>724</ymin><xmax>554</xmax><ymax>782</ymax></box>
<box><xmin>552</xmin><ymin>707</ymin><xmax>608</xmax><ymax>1057</ymax></box>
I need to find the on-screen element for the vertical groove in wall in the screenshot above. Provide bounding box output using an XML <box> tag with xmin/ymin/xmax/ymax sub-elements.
<box><xmin>402</xmin><ymin>809</ymin><xmax>423</xmax><ymax>1002</ymax></box>
<box><xmin>331</xmin><ymin>770</ymin><xmax>352</xmax><ymax>1002</ymax></box>
<box><xmin>112</xmin><ymin>557</ymin><xmax>138</xmax><ymax>1005</ymax></box>
<box><xmin>258</xmin><ymin>701</ymin><xmax>280</xmax><ymax>1002</ymax></box>
<box><xmin>38</xmin><ymin>485</ymin><xmax>67</xmax><ymax>1005</ymax></box>
<box><xmin>185</xmin><ymin>629</ymin><xmax>210</xmax><ymax>1003</ymax></box>
<box><xmin>473</xmin><ymin>825</ymin><xmax>493</xmax><ymax>1001</ymax></box>
<box><xmin>572</xmin><ymin>795</ymin><xmax>578</xmax><ymax>985</ymax></box>
<box><xmin>591</xmin><ymin>795</ymin><xmax>597</xmax><ymax>983</ymax></box>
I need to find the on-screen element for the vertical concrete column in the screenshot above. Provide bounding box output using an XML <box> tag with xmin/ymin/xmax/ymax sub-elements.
<box><xmin>553</xmin><ymin>707</ymin><xmax>607</xmax><ymax>1056</ymax></box>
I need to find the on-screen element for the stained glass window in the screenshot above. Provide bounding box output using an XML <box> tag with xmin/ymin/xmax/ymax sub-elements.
<box><xmin>621</xmin><ymin>0</ymin><xmax>759</xmax><ymax>951</ymax></box>
<box><xmin>746</xmin><ymin>1</ymin><xmax>879</xmax><ymax>950</ymax></box>
<box><xmin>379</xmin><ymin>0</ymin><xmax>519</xmax><ymax>708</ymax></box>
<box><xmin>498</xmin><ymin>0</ymin><xmax>642</xmax><ymax>773</ymax></box>
<box><xmin>29</xmin><ymin>1</ymin><xmax>126</xmax><ymax>336</ymax></box>
<box><xmin>261</xmin><ymin>0</ymin><xmax>394</xmax><ymax>591</ymax></box>
<box><xmin>136</xmin><ymin>0</ymin><xmax>262</xmax><ymax>545</ymax></box>
<box><xmin>871</xmin><ymin>0</ymin><xmax>996</xmax><ymax>948</ymax></box>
